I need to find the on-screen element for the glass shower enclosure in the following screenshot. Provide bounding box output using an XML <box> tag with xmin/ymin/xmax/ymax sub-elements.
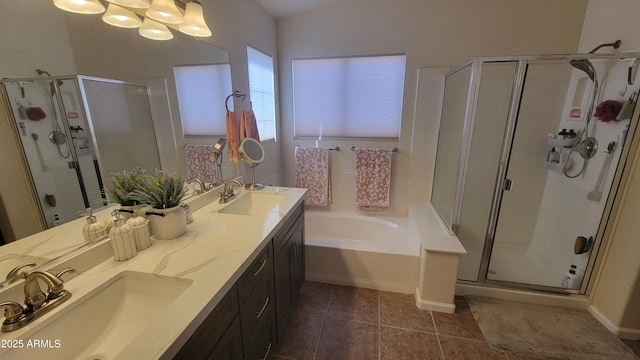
<box><xmin>0</xmin><ymin>76</ymin><xmax>161</xmax><ymax>231</ymax></box>
<box><xmin>432</xmin><ymin>53</ymin><xmax>640</xmax><ymax>293</ymax></box>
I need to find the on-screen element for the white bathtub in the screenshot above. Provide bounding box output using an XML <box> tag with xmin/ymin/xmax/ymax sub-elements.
<box><xmin>304</xmin><ymin>211</ymin><xmax>421</xmax><ymax>294</ymax></box>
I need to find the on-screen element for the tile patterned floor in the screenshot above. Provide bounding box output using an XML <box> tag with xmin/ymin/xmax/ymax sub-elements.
<box><xmin>272</xmin><ymin>282</ymin><xmax>639</xmax><ymax>360</ymax></box>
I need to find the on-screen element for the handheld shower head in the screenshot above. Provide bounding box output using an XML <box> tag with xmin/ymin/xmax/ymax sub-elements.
<box><xmin>213</xmin><ymin>137</ymin><xmax>227</xmax><ymax>156</ymax></box>
<box><xmin>569</xmin><ymin>59</ymin><xmax>596</xmax><ymax>82</ymax></box>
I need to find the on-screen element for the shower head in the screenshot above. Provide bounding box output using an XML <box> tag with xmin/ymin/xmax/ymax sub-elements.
<box><xmin>35</xmin><ymin>69</ymin><xmax>64</xmax><ymax>95</ymax></box>
<box><xmin>570</xmin><ymin>59</ymin><xmax>596</xmax><ymax>82</ymax></box>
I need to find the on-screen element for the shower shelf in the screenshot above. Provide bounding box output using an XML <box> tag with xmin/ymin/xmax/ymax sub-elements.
<box><xmin>548</xmin><ymin>137</ymin><xmax>576</xmax><ymax>148</ymax></box>
<box><xmin>543</xmin><ymin>158</ymin><xmax>573</xmax><ymax>172</ymax></box>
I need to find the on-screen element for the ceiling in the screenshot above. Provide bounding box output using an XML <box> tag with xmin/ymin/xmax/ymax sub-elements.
<box><xmin>255</xmin><ymin>0</ymin><xmax>339</xmax><ymax>19</ymax></box>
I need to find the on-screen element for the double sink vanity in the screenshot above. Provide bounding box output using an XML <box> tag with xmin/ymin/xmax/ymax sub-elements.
<box><xmin>0</xmin><ymin>184</ymin><xmax>307</xmax><ymax>359</ymax></box>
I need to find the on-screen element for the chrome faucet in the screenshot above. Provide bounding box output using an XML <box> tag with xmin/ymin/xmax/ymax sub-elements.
<box><xmin>219</xmin><ymin>178</ymin><xmax>242</xmax><ymax>204</ymax></box>
<box><xmin>186</xmin><ymin>177</ymin><xmax>206</xmax><ymax>194</ymax></box>
<box><xmin>0</xmin><ymin>269</ymin><xmax>74</xmax><ymax>332</ymax></box>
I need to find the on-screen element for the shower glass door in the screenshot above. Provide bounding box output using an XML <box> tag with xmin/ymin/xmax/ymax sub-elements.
<box><xmin>455</xmin><ymin>61</ymin><xmax>518</xmax><ymax>281</ymax></box>
<box><xmin>79</xmin><ymin>78</ymin><xmax>161</xmax><ymax>178</ymax></box>
<box><xmin>486</xmin><ymin>57</ymin><xmax>635</xmax><ymax>290</ymax></box>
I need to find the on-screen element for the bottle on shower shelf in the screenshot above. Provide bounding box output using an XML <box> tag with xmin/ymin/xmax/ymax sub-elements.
<box><xmin>560</xmin><ymin>264</ymin><xmax>582</xmax><ymax>289</ymax></box>
<box><xmin>547</xmin><ymin>147</ymin><xmax>560</xmax><ymax>163</ymax></box>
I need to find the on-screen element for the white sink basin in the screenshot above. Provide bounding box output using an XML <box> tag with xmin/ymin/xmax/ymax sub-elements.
<box><xmin>218</xmin><ymin>192</ymin><xmax>286</xmax><ymax>216</ymax></box>
<box><xmin>0</xmin><ymin>271</ymin><xmax>192</xmax><ymax>360</ymax></box>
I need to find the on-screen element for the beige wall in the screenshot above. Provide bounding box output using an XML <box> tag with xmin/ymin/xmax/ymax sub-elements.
<box><xmin>276</xmin><ymin>0</ymin><xmax>587</xmax><ymax>213</ymax></box>
<box><xmin>581</xmin><ymin>0</ymin><xmax>640</xmax><ymax>338</ymax></box>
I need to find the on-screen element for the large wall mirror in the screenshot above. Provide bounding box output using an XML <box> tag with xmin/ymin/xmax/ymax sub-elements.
<box><xmin>0</xmin><ymin>1</ymin><xmax>233</xmax><ymax>283</ymax></box>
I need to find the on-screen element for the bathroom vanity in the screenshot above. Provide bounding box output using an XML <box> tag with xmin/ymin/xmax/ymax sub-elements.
<box><xmin>0</xmin><ymin>186</ymin><xmax>307</xmax><ymax>360</ymax></box>
<box><xmin>175</xmin><ymin>200</ymin><xmax>305</xmax><ymax>359</ymax></box>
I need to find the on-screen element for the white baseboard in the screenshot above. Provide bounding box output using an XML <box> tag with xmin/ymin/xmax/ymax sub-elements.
<box><xmin>588</xmin><ymin>305</ymin><xmax>640</xmax><ymax>340</ymax></box>
<box><xmin>415</xmin><ymin>288</ymin><xmax>455</xmax><ymax>314</ymax></box>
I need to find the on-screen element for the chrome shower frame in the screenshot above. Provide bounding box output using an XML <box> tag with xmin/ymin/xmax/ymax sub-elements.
<box><xmin>439</xmin><ymin>51</ymin><xmax>640</xmax><ymax>295</ymax></box>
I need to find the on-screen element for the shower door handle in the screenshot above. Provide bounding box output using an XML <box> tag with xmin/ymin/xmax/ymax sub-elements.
<box><xmin>503</xmin><ymin>179</ymin><xmax>513</xmax><ymax>191</ymax></box>
<box><xmin>67</xmin><ymin>161</ymin><xmax>77</xmax><ymax>169</ymax></box>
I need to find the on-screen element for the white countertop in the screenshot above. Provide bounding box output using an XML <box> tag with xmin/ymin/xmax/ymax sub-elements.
<box><xmin>0</xmin><ymin>186</ymin><xmax>307</xmax><ymax>359</ymax></box>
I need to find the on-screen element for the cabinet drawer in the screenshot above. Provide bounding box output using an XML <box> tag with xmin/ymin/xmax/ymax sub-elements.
<box><xmin>245</xmin><ymin>319</ymin><xmax>276</xmax><ymax>360</ymax></box>
<box><xmin>237</xmin><ymin>244</ymin><xmax>273</xmax><ymax>305</ymax></box>
<box><xmin>175</xmin><ymin>285</ymin><xmax>239</xmax><ymax>359</ymax></box>
<box><xmin>240</xmin><ymin>271</ymin><xmax>275</xmax><ymax>351</ymax></box>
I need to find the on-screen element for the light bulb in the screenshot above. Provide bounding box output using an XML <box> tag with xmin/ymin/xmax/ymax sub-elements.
<box><xmin>139</xmin><ymin>17</ymin><xmax>173</xmax><ymax>40</ymax></box>
<box><xmin>102</xmin><ymin>4</ymin><xmax>142</xmax><ymax>28</ymax></box>
<box><xmin>146</xmin><ymin>0</ymin><xmax>183</xmax><ymax>24</ymax></box>
<box><xmin>106</xmin><ymin>0</ymin><xmax>151</xmax><ymax>9</ymax></box>
<box><xmin>179</xmin><ymin>1</ymin><xmax>211</xmax><ymax>37</ymax></box>
<box><xmin>54</xmin><ymin>0</ymin><xmax>105</xmax><ymax>14</ymax></box>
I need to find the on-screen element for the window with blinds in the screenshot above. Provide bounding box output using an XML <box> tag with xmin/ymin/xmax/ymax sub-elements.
<box><xmin>247</xmin><ymin>46</ymin><xmax>276</xmax><ymax>141</ymax></box>
<box><xmin>293</xmin><ymin>54</ymin><xmax>406</xmax><ymax>139</ymax></box>
<box><xmin>174</xmin><ymin>63</ymin><xmax>232</xmax><ymax>136</ymax></box>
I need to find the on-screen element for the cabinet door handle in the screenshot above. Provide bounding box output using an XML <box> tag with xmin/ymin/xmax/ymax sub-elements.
<box><xmin>256</xmin><ymin>296</ymin><xmax>270</xmax><ymax>319</ymax></box>
<box><xmin>259</xmin><ymin>342</ymin><xmax>272</xmax><ymax>360</ymax></box>
<box><xmin>252</xmin><ymin>258</ymin><xmax>267</xmax><ymax>277</ymax></box>
<box><xmin>289</xmin><ymin>243</ymin><xmax>297</xmax><ymax>262</ymax></box>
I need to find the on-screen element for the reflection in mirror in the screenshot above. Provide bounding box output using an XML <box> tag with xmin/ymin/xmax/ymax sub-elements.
<box><xmin>0</xmin><ymin>1</ymin><xmax>232</xmax><ymax>286</ymax></box>
<box><xmin>239</xmin><ymin>138</ymin><xmax>265</xmax><ymax>190</ymax></box>
<box><xmin>79</xmin><ymin>77</ymin><xmax>162</xmax><ymax>178</ymax></box>
<box><xmin>1</xmin><ymin>78</ymin><xmax>105</xmax><ymax>227</ymax></box>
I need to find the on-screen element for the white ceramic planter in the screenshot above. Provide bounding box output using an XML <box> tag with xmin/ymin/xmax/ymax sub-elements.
<box><xmin>148</xmin><ymin>206</ymin><xmax>187</xmax><ymax>240</ymax></box>
<box><xmin>119</xmin><ymin>204</ymin><xmax>149</xmax><ymax>221</ymax></box>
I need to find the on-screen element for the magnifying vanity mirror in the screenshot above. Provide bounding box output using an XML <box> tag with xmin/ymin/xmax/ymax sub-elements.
<box><xmin>238</xmin><ymin>138</ymin><xmax>265</xmax><ymax>190</ymax></box>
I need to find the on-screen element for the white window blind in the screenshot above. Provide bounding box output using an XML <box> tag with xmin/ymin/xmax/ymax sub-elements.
<box><xmin>174</xmin><ymin>63</ymin><xmax>232</xmax><ymax>136</ymax></box>
<box><xmin>247</xmin><ymin>46</ymin><xmax>276</xmax><ymax>141</ymax></box>
<box><xmin>293</xmin><ymin>54</ymin><xmax>406</xmax><ymax>139</ymax></box>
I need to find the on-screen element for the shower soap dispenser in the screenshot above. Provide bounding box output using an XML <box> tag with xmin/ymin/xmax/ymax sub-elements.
<box><xmin>82</xmin><ymin>208</ymin><xmax>108</xmax><ymax>244</ymax></box>
<box><xmin>109</xmin><ymin>210</ymin><xmax>138</xmax><ymax>261</ymax></box>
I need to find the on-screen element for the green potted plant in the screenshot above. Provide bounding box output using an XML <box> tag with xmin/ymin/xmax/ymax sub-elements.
<box><xmin>130</xmin><ymin>170</ymin><xmax>187</xmax><ymax>240</ymax></box>
<box><xmin>104</xmin><ymin>167</ymin><xmax>147</xmax><ymax>219</ymax></box>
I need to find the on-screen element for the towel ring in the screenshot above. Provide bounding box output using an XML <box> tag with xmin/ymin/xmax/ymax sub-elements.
<box><xmin>225</xmin><ymin>91</ymin><xmax>247</xmax><ymax>112</ymax></box>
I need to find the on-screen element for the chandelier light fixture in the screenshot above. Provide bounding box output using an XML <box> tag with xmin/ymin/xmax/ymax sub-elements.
<box><xmin>53</xmin><ymin>0</ymin><xmax>212</xmax><ymax>41</ymax></box>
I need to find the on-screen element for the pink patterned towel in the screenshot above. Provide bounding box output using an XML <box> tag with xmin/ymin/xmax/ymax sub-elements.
<box><xmin>240</xmin><ymin>109</ymin><xmax>261</xmax><ymax>142</ymax></box>
<box><xmin>295</xmin><ymin>147</ymin><xmax>331</xmax><ymax>207</ymax></box>
<box><xmin>185</xmin><ymin>144</ymin><xmax>221</xmax><ymax>184</ymax></box>
<box><xmin>355</xmin><ymin>148</ymin><xmax>392</xmax><ymax>210</ymax></box>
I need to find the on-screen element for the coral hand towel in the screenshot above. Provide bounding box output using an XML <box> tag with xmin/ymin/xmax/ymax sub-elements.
<box><xmin>295</xmin><ymin>147</ymin><xmax>330</xmax><ymax>207</ymax></box>
<box><xmin>226</xmin><ymin>110</ymin><xmax>240</xmax><ymax>162</ymax></box>
<box><xmin>240</xmin><ymin>109</ymin><xmax>261</xmax><ymax>142</ymax></box>
<box><xmin>355</xmin><ymin>148</ymin><xmax>392</xmax><ymax>210</ymax></box>
<box><xmin>185</xmin><ymin>144</ymin><xmax>221</xmax><ymax>184</ymax></box>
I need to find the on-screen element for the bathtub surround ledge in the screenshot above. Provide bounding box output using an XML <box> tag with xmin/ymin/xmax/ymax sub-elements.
<box><xmin>409</xmin><ymin>203</ymin><xmax>467</xmax><ymax>314</ymax></box>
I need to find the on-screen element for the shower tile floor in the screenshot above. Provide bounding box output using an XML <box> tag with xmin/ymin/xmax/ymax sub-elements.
<box><xmin>273</xmin><ymin>281</ymin><xmax>640</xmax><ymax>360</ymax></box>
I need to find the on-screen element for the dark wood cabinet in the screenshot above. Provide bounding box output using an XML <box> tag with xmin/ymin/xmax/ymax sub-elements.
<box><xmin>174</xmin><ymin>285</ymin><xmax>242</xmax><ymax>360</ymax></box>
<box><xmin>175</xmin><ymin>202</ymin><xmax>305</xmax><ymax>360</ymax></box>
<box><xmin>273</xmin><ymin>204</ymin><xmax>305</xmax><ymax>341</ymax></box>
<box><xmin>207</xmin><ymin>316</ymin><xmax>243</xmax><ymax>360</ymax></box>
